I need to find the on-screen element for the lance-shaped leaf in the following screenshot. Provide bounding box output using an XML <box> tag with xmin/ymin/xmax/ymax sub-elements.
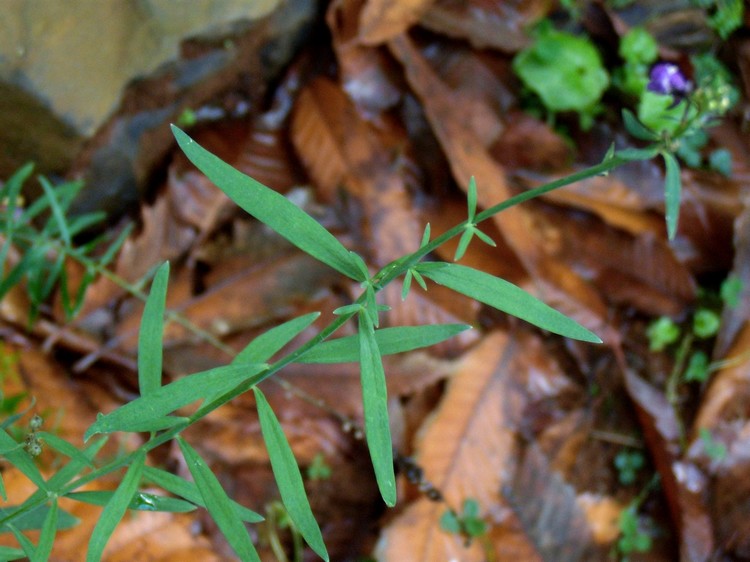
<box><xmin>254</xmin><ymin>388</ymin><xmax>329</xmax><ymax>560</ymax></box>
<box><xmin>178</xmin><ymin>438</ymin><xmax>260</xmax><ymax>562</ymax></box>
<box><xmin>85</xmin><ymin>363</ymin><xmax>267</xmax><ymax>439</ymax></box>
<box><xmin>298</xmin><ymin>324</ymin><xmax>471</xmax><ymax>363</ymax></box>
<box><xmin>142</xmin><ymin>466</ymin><xmax>263</xmax><ymax>523</ymax></box>
<box><xmin>662</xmin><ymin>151</ymin><xmax>682</xmax><ymax>240</ymax></box>
<box><xmin>172</xmin><ymin>126</ymin><xmax>365</xmax><ymax>282</ymax></box>
<box><xmin>138</xmin><ymin>261</ymin><xmax>169</xmax><ymax>395</ymax></box>
<box><xmin>0</xmin><ymin>505</ymin><xmax>78</xmax><ymax>533</ymax></box>
<box><xmin>358</xmin><ymin>313</ymin><xmax>397</xmax><ymax>506</ymax></box>
<box><xmin>30</xmin><ymin>499</ymin><xmax>57</xmax><ymax>562</ymax></box>
<box><xmin>0</xmin><ymin>546</ymin><xmax>24</xmax><ymax>560</ymax></box>
<box><xmin>87</xmin><ymin>451</ymin><xmax>146</xmax><ymax>562</ymax></box>
<box><xmin>66</xmin><ymin>491</ymin><xmax>196</xmax><ymax>513</ymax></box>
<box><xmin>37</xmin><ymin>432</ymin><xmax>95</xmax><ymax>468</ymax></box>
<box><xmin>417</xmin><ymin>262</ymin><xmax>601</xmax><ymax>343</ymax></box>
<box><xmin>233</xmin><ymin>312</ymin><xmax>320</xmax><ymax>365</ymax></box>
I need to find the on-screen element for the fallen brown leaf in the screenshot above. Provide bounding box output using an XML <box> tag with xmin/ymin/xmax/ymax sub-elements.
<box><xmin>375</xmin><ymin>332</ymin><xmax>542</xmax><ymax>561</ymax></box>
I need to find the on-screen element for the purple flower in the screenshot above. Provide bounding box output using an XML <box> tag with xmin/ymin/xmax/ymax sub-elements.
<box><xmin>647</xmin><ymin>63</ymin><xmax>692</xmax><ymax>96</ymax></box>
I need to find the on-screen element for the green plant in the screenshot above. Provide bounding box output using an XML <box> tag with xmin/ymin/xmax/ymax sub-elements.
<box><xmin>0</xmin><ymin>74</ymin><xmax>730</xmax><ymax>559</ymax></box>
<box><xmin>692</xmin><ymin>0</ymin><xmax>745</xmax><ymax>39</ymax></box>
<box><xmin>306</xmin><ymin>453</ymin><xmax>332</xmax><ymax>481</ymax></box>
<box><xmin>440</xmin><ymin>498</ymin><xmax>494</xmax><ymax>559</ymax></box>
<box><xmin>260</xmin><ymin>500</ymin><xmax>305</xmax><ymax>562</ymax></box>
<box><xmin>617</xmin><ymin>504</ymin><xmax>653</xmax><ymax>557</ymax></box>
<box><xmin>613</xmin><ymin>27</ymin><xmax>659</xmax><ymax>99</ymax></box>
<box><xmin>513</xmin><ymin>20</ymin><xmax>609</xmax><ymax>129</ymax></box>
<box><xmin>614</xmin><ymin>449</ymin><xmax>645</xmax><ymax>485</ymax></box>
<box><xmin>615</xmin><ymin>474</ymin><xmax>661</xmax><ymax>560</ymax></box>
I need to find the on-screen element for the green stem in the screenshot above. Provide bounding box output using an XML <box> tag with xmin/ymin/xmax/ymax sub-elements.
<box><xmin>375</xmin><ymin>154</ymin><xmax>631</xmax><ymax>287</ymax></box>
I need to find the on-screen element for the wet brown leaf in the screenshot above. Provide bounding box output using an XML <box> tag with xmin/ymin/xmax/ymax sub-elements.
<box><xmin>420</xmin><ymin>0</ymin><xmax>550</xmax><ymax>52</ymax></box>
<box><xmin>531</xmin><ymin>203</ymin><xmax>696</xmax><ymax>316</ymax></box>
<box><xmin>504</xmin><ymin>444</ymin><xmax>606</xmax><ymax>561</ymax></box>
<box><xmin>375</xmin><ymin>332</ymin><xmax>543</xmax><ymax>561</ymax></box>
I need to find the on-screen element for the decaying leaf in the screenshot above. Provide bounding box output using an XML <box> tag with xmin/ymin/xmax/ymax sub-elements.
<box><xmin>376</xmin><ymin>332</ymin><xmax>542</xmax><ymax>561</ymax></box>
<box><xmin>419</xmin><ymin>0</ymin><xmax>548</xmax><ymax>52</ymax></box>
<box><xmin>358</xmin><ymin>0</ymin><xmax>436</xmax><ymax>45</ymax></box>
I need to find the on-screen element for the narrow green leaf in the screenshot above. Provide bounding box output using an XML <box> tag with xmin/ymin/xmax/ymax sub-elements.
<box><xmin>177</xmin><ymin>438</ymin><xmax>260</xmax><ymax>562</ymax></box>
<box><xmin>172</xmin><ymin>126</ymin><xmax>364</xmax><ymax>282</ymax></box>
<box><xmin>8</xmin><ymin>524</ymin><xmax>35</xmax><ymax>557</ymax></box>
<box><xmin>20</xmin><ymin>182</ymin><xmax>77</xmax><ymax>224</ymax></box>
<box><xmin>358</xmin><ymin>314</ymin><xmax>396</xmax><ymax>506</ymax></box>
<box><xmin>0</xmin><ymin>471</ymin><xmax>6</xmax><ymax>501</ymax></box>
<box><xmin>622</xmin><ymin>109</ymin><xmax>658</xmax><ymax>141</ymax></box>
<box><xmin>1</xmin><ymin>163</ymin><xmax>34</xmax><ymax>228</ymax></box>
<box><xmin>233</xmin><ymin>312</ymin><xmax>320</xmax><ymax>365</ymax></box>
<box><xmin>467</xmin><ymin>176</ymin><xmax>478</xmax><ymax>222</ymax></box>
<box><xmin>66</xmin><ymin>491</ymin><xmax>196</xmax><ymax>513</ymax></box>
<box><xmin>99</xmin><ymin>224</ymin><xmax>134</xmax><ymax>268</ymax></box>
<box><xmin>37</xmin><ymin>432</ymin><xmax>95</xmax><ymax>468</ymax></box>
<box><xmin>64</xmin><ymin>266</ymin><xmax>96</xmax><ymax>320</ymax></box>
<box><xmin>254</xmin><ymin>389</ymin><xmax>328</xmax><ymax>560</ymax></box>
<box><xmin>411</xmin><ymin>268</ymin><xmax>427</xmax><ymax>291</ymax></box>
<box><xmin>298</xmin><ymin>324</ymin><xmax>471</xmax><ymax>363</ymax></box>
<box><xmin>333</xmin><ymin>303</ymin><xmax>361</xmax><ymax>316</ymax></box>
<box><xmin>401</xmin><ymin>270</ymin><xmax>413</xmax><ymax>301</ymax></box>
<box><xmin>87</xmin><ymin>451</ymin><xmax>146</xmax><ymax>562</ymax></box>
<box><xmin>85</xmin><ymin>363</ymin><xmax>266</xmax><ymax>439</ymax></box>
<box><xmin>30</xmin><ymin>499</ymin><xmax>57</xmax><ymax>562</ymax></box>
<box><xmin>142</xmin><ymin>466</ymin><xmax>263</xmax><ymax>523</ymax></box>
<box><xmin>0</xmin><ymin>430</ymin><xmax>47</xmax><ymax>491</ymax></box>
<box><xmin>37</xmin><ymin>176</ymin><xmax>71</xmax><ymax>247</ymax></box>
<box><xmin>420</xmin><ymin>223</ymin><xmax>431</xmax><ymax>247</ymax></box>
<box><xmin>0</xmin><ymin>245</ymin><xmax>47</xmax><ymax>303</ymax></box>
<box><xmin>0</xmin><ymin>545</ymin><xmax>25</xmax><ymax>560</ymax></box>
<box><xmin>138</xmin><ymin>261</ymin><xmax>169</xmax><ymax>395</ymax></box>
<box><xmin>418</xmin><ymin>262</ymin><xmax>601</xmax><ymax>343</ymax></box>
<box><xmin>662</xmin><ymin>151</ymin><xmax>682</xmax><ymax>240</ymax></box>
<box><xmin>473</xmin><ymin>228</ymin><xmax>496</xmax><ymax>248</ymax></box>
<box><xmin>454</xmin><ymin>228</ymin><xmax>473</xmax><ymax>262</ymax></box>
<box><xmin>0</xmin><ymin>505</ymin><xmax>77</xmax><ymax>533</ymax></box>
<box><xmin>364</xmin><ymin>285</ymin><xmax>379</xmax><ymax>327</ymax></box>
<box><xmin>617</xmin><ymin>146</ymin><xmax>660</xmax><ymax>161</ymax></box>
<box><xmin>65</xmin><ymin>211</ymin><xmax>107</xmax><ymax>238</ymax></box>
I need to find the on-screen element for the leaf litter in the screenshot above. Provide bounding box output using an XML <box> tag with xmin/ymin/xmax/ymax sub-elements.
<box><xmin>2</xmin><ymin>1</ymin><xmax>750</xmax><ymax>560</ymax></box>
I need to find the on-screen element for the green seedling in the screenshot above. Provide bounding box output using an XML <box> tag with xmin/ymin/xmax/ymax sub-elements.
<box><xmin>617</xmin><ymin>504</ymin><xmax>653</xmax><ymax>557</ymax></box>
<box><xmin>693</xmin><ymin>308</ymin><xmax>721</xmax><ymax>339</ymax></box>
<box><xmin>614</xmin><ymin>450</ymin><xmax>645</xmax><ymax>485</ymax></box>
<box><xmin>692</xmin><ymin>0</ymin><xmax>744</xmax><ymax>38</ymax></box>
<box><xmin>306</xmin><ymin>453</ymin><xmax>332</xmax><ymax>481</ymax></box>
<box><xmin>440</xmin><ymin>498</ymin><xmax>488</xmax><ymax>544</ymax></box>
<box><xmin>646</xmin><ymin>317</ymin><xmax>680</xmax><ymax>352</ymax></box>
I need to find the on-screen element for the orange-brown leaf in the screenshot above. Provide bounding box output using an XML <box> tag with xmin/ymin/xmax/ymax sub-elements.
<box><xmin>375</xmin><ymin>332</ymin><xmax>542</xmax><ymax>561</ymax></box>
